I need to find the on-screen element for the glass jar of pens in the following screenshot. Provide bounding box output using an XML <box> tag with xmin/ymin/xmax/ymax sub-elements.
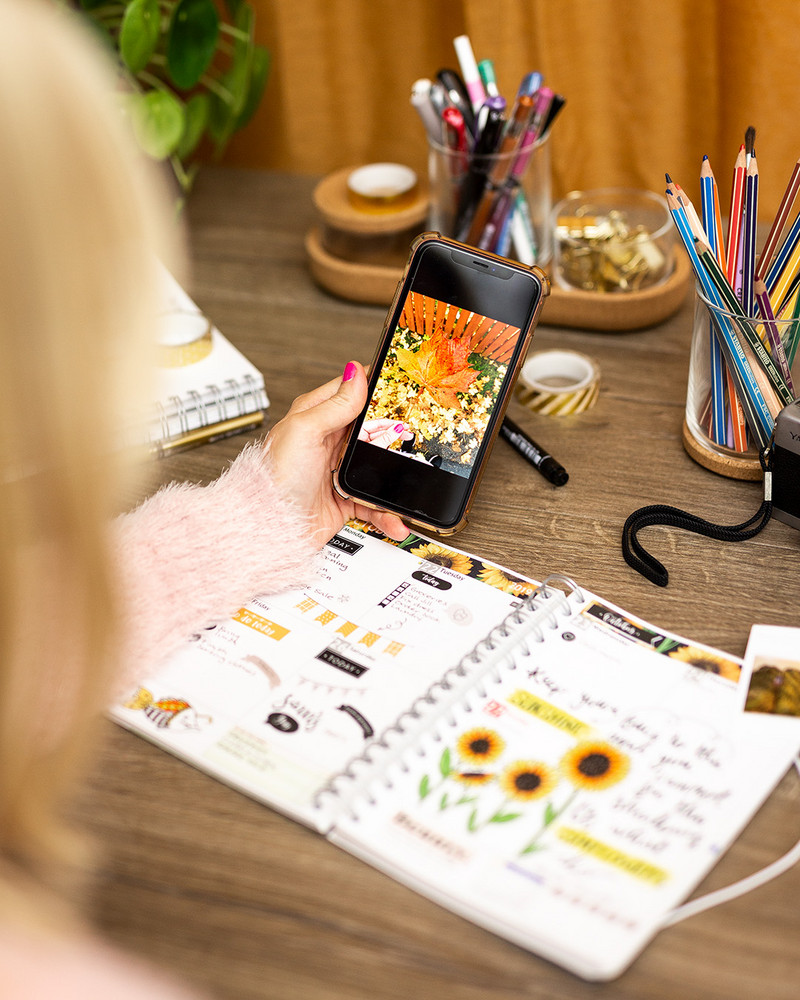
<box><xmin>428</xmin><ymin>128</ymin><xmax>552</xmax><ymax>265</ymax></box>
<box><xmin>412</xmin><ymin>34</ymin><xmax>563</xmax><ymax>266</ymax></box>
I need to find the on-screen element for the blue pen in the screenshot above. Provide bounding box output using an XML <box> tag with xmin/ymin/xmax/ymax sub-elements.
<box><xmin>517</xmin><ymin>71</ymin><xmax>543</xmax><ymax>98</ymax></box>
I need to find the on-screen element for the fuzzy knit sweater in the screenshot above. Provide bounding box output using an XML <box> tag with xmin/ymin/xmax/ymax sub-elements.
<box><xmin>5</xmin><ymin>444</ymin><xmax>323</xmax><ymax>999</ymax></box>
<box><xmin>115</xmin><ymin>442</ymin><xmax>321</xmax><ymax>685</ymax></box>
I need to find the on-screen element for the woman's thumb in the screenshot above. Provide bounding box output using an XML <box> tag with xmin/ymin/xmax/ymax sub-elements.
<box><xmin>312</xmin><ymin>360</ymin><xmax>367</xmax><ymax>433</ymax></box>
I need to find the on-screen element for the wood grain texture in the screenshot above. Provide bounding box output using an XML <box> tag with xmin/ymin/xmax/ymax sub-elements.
<box><xmin>79</xmin><ymin>167</ymin><xmax>800</xmax><ymax>1000</ymax></box>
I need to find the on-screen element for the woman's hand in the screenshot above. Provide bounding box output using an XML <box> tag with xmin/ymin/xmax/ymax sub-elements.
<box><xmin>265</xmin><ymin>361</ymin><xmax>411</xmax><ymax>548</ymax></box>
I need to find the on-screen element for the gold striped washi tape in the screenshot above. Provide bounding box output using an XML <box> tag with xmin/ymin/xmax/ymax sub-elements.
<box><xmin>516</xmin><ymin>349</ymin><xmax>600</xmax><ymax>416</ymax></box>
<box><xmin>157</xmin><ymin>310</ymin><xmax>213</xmax><ymax>368</ymax></box>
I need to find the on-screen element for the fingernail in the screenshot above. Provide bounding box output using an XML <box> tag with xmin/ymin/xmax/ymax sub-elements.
<box><xmin>394</xmin><ymin>423</ymin><xmax>404</xmax><ymax>432</ymax></box>
<box><xmin>342</xmin><ymin>362</ymin><xmax>357</xmax><ymax>382</ymax></box>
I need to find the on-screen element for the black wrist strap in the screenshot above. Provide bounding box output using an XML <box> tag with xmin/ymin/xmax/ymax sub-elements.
<box><xmin>622</xmin><ymin>447</ymin><xmax>774</xmax><ymax>587</ymax></box>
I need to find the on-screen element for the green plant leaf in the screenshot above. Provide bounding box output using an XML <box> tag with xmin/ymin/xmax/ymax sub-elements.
<box><xmin>128</xmin><ymin>89</ymin><xmax>185</xmax><ymax>160</ymax></box>
<box><xmin>223</xmin><ymin>1</ymin><xmax>253</xmax><ymax>117</ymax></box>
<box><xmin>176</xmin><ymin>91</ymin><xmax>209</xmax><ymax>159</ymax></box>
<box><xmin>166</xmin><ymin>0</ymin><xmax>220</xmax><ymax>90</ymax></box>
<box><xmin>467</xmin><ymin>808</ymin><xmax>479</xmax><ymax>832</ymax></box>
<box><xmin>439</xmin><ymin>792</ymin><xmax>449</xmax><ymax>810</ymax></box>
<box><xmin>418</xmin><ymin>774</ymin><xmax>430</xmax><ymax>800</ymax></box>
<box><xmin>235</xmin><ymin>43</ymin><xmax>270</xmax><ymax>130</ymax></box>
<box><xmin>489</xmin><ymin>811</ymin><xmax>523</xmax><ymax>824</ymax></box>
<box><xmin>79</xmin><ymin>0</ymin><xmax>115</xmax><ymax>9</ymax></box>
<box><xmin>543</xmin><ymin>801</ymin><xmax>558</xmax><ymax>826</ymax></box>
<box><xmin>439</xmin><ymin>747</ymin><xmax>452</xmax><ymax>778</ymax></box>
<box><xmin>223</xmin><ymin>0</ymin><xmax>243</xmax><ymax>17</ymax></box>
<box><xmin>119</xmin><ymin>0</ymin><xmax>161</xmax><ymax>74</ymax></box>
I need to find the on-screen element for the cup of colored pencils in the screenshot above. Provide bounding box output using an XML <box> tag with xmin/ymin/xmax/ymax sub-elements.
<box><xmin>669</xmin><ymin>128</ymin><xmax>800</xmax><ymax>479</ymax></box>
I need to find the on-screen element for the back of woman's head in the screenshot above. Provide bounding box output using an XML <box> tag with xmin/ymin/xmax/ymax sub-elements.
<box><xmin>0</xmin><ymin>0</ymin><xmax>182</xmax><ymax>918</ymax></box>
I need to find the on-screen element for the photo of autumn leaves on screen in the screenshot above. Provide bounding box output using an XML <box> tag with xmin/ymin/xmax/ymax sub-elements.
<box><xmin>363</xmin><ymin>292</ymin><xmax>522</xmax><ymax>477</ymax></box>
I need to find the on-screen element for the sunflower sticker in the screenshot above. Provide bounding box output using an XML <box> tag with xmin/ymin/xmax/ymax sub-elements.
<box><xmin>457</xmin><ymin>727</ymin><xmax>506</xmax><ymax>764</ymax></box>
<box><xmin>560</xmin><ymin>741</ymin><xmax>630</xmax><ymax>791</ymax></box>
<box><xmin>500</xmin><ymin>760</ymin><xmax>557</xmax><ymax>802</ymax></box>
<box><xmin>418</xmin><ymin>726</ymin><xmax>505</xmax><ymax>816</ymax></box>
<box><xmin>519</xmin><ymin>741</ymin><xmax>631</xmax><ymax>855</ymax></box>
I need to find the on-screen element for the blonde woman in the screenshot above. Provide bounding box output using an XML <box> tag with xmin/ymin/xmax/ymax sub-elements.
<box><xmin>0</xmin><ymin>2</ymin><xmax>406</xmax><ymax>996</ymax></box>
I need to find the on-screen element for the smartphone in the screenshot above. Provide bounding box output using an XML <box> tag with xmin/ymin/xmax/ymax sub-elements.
<box><xmin>334</xmin><ymin>233</ymin><xmax>549</xmax><ymax>534</ymax></box>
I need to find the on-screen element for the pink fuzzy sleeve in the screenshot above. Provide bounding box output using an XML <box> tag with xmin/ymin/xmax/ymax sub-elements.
<box><xmin>114</xmin><ymin>443</ymin><xmax>321</xmax><ymax>683</ymax></box>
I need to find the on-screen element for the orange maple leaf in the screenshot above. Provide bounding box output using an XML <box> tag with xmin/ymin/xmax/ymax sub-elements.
<box><xmin>395</xmin><ymin>333</ymin><xmax>479</xmax><ymax>409</ymax></box>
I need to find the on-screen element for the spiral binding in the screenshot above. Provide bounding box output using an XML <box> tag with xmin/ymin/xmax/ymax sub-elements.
<box><xmin>154</xmin><ymin>375</ymin><xmax>268</xmax><ymax>444</ymax></box>
<box><xmin>312</xmin><ymin>574</ymin><xmax>583</xmax><ymax>829</ymax></box>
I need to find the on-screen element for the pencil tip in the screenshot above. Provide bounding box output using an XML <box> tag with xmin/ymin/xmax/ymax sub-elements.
<box><xmin>665</xmin><ymin>172</ymin><xmax>672</xmax><ymax>182</ymax></box>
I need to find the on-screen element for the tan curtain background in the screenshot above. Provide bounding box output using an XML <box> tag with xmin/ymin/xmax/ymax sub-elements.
<box><xmin>221</xmin><ymin>0</ymin><xmax>800</xmax><ymax>220</ymax></box>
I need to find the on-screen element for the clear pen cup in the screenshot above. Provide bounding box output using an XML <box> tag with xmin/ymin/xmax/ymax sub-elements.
<box><xmin>427</xmin><ymin>133</ymin><xmax>552</xmax><ymax>266</ymax></box>
<box><xmin>684</xmin><ymin>283</ymin><xmax>800</xmax><ymax>479</ymax></box>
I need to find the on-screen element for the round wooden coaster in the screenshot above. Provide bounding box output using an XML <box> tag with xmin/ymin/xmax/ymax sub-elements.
<box><xmin>681</xmin><ymin>419</ymin><xmax>762</xmax><ymax>480</ymax></box>
<box><xmin>313</xmin><ymin>166</ymin><xmax>429</xmax><ymax>235</ymax></box>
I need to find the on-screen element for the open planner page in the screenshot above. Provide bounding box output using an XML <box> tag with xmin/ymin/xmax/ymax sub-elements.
<box><xmin>330</xmin><ymin>588</ymin><xmax>800</xmax><ymax>981</ymax></box>
<box><xmin>111</xmin><ymin>523</ymin><xmax>539</xmax><ymax>828</ymax></box>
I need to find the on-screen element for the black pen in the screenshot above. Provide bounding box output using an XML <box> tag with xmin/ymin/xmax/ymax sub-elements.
<box><xmin>499</xmin><ymin>417</ymin><xmax>569</xmax><ymax>487</ymax></box>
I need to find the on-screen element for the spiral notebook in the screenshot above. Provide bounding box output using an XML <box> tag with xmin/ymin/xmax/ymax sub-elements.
<box><xmin>146</xmin><ymin>269</ymin><xmax>268</xmax><ymax>456</ymax></box>
<box><xmin>111</xmin><ymin>523</ymin><xmax>799</xmax><ymax>981</ymax></box>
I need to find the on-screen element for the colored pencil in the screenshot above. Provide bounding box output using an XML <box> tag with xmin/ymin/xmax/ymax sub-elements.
<box><xmin>725</xmin><ymin>144</ymin><xmax>746</xmax><ymax>285</ymax></box>
<box><xmin>756</xmin><ymin>156</ymin><xmax>800</xmax><ymax>281</ymax></box>
<box><xmin>699</xmin><ymin>157</ymin><xmax>727</xmax><ymax>443</ymax></box>
<box><xmin>768</xmin><ymin>227</ymin><xmax>800</xmax><ymax>313</ymax></box>
<box><xmin>754</xmin><ymin>277</ymin><xmax>795</xmax><ymax>392</ymax></box>
<box><xmin>765</xmin><ymin>208</ymin><xmax>800</xmax><ymax>299</ymax></box>
<box><xmin>741</xmin><ymin>155</ymin><xmax>759</xmax><ymax>316</ymax></box>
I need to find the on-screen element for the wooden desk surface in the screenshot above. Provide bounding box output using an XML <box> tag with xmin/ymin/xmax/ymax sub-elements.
<box><xmin>79</xmin><ymin>168</ymin><xmax>799</xmax><ymax>1000</ymax></box>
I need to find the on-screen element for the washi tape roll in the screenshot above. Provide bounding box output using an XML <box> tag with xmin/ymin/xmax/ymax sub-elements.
<box><xmin>157</xmin><ymin>310</ymin><xmax>213</xmax><ymax>368</ymax></box>
<box><xmin>346</xmin><ymin>163</ymin><xmax>418</xmax><ymax>213</ymax></box>
<box><xmin>516</xmin><ymin>349</ymin><xmax>600</xmax><ymax>416</ymax></box>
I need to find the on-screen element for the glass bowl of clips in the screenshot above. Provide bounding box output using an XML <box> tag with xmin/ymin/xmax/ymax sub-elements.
<box><xmin>552</xmin><ymin>187</ymin><xmax>674</xmax><ymax>293</ymax></box>
<box><xmin>544</xmin><ymin>187</ymin><xmax>687</xmax><ymax>331</ymax></box>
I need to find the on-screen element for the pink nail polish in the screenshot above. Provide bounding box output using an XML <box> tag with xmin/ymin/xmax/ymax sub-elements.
<box><xmin>342</xmin><ymin>362</ymin><xmax>357</xmax><ymax>382</ymax></box>
<box><xmin>394</xmin><ymin>423</ymin><xmax>404</xmax><ymax>432</ymax></box>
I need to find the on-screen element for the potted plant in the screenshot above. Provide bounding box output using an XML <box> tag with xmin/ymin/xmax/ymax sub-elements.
<box><xmin>63</xmin><ymin>0</ymin><xmax>270</xmax><ymax>200</ymax></box>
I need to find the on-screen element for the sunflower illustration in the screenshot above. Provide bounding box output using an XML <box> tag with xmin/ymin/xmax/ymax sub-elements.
<box><xmin>410</xmin><ymin>542</ymin><xmax>474</xmax><ymax>575</ymax></box>
<box><xmin>560</xmin><ymin>741</ymin><xmax>629</xmax><ymax>791</ymax></box>
<box><xmin>668</xmin><ymin>644</ymin><xmax>741</xmax><ymax>682</ymax></box>
<box><xmin>500</xmin><ymin>760</ymin><xmax>557</xmax><ymax>801</ymax></box>
<box><xmin>457</xmin><ymin>727</ymin><xmax>506</xmax><ymax>764</ymax></box>
<box><xmin>476</xmin><ymin>564</ymin><xmax>536</xmax><ymax>596</ymax></box>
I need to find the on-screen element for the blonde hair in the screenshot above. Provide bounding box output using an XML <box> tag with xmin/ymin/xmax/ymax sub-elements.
<box><xmin>0</xmin><ymin>0</ymin><xmax>182</xmax><ymax>925</ymax></box>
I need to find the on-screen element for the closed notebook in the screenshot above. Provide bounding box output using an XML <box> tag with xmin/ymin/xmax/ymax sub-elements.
<box><xmin>111</xmin><ymin>523</ymin><xmax>799</xmax><ymax>981</ymax></box>
<box><xmin>145</xmin><ymin>268</ymin><xmax>268</xmax><ymax>455</ymax></box>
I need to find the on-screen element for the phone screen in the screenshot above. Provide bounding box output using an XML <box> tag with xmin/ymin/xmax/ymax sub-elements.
<box><xmin>336</xmin><ymin>238</ymin><xmax>545</xmax><ymax>531</ymax></box>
